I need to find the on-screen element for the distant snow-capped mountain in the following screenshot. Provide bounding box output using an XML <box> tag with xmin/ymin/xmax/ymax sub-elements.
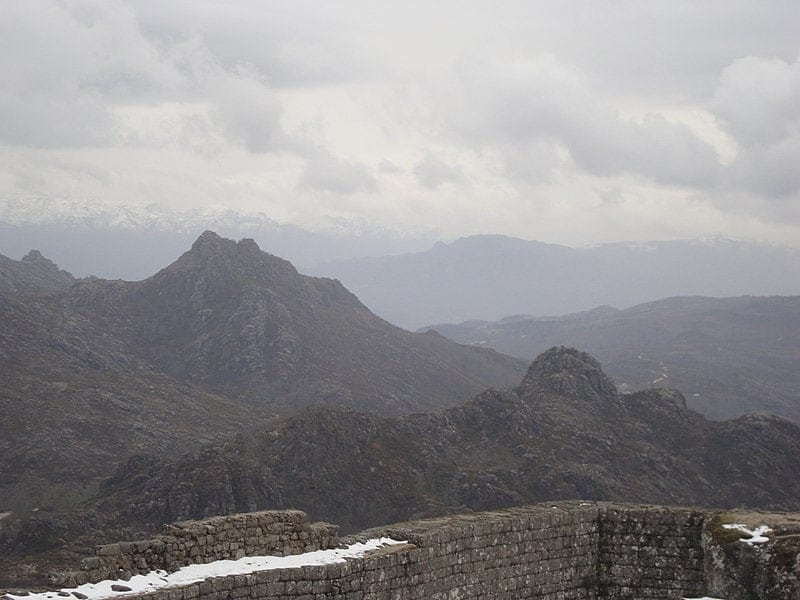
<box><xmin>0</xmin><ymin>197</ymin><xmax>434</xmax><ymax>279</ymax></box>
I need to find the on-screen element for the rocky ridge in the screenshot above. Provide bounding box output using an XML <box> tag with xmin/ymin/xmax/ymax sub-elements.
<box><xmin>0</xmin><ymin>250</ymin><xmax>74</xmax><ymax>295</ymax></box>
<box><xmin>4</xmin><ymin>347</ymin><xmax>797</xmax><ymax>589</ymax></box>
<box><xmin>425</xmin><ymin>295</ymin><xmax>800</xmax><ymax>421</ymax></box>
<box><xmin>0</xmin><ymin>233</ymin><xmax>524</xmax><ymax>523</ymax></box>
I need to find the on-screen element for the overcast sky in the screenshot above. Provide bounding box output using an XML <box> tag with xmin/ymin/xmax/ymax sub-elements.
<box><xmin>2</xmin><ymin>0</ymin><xmax>800</xmax><ymax>246</ymax></box>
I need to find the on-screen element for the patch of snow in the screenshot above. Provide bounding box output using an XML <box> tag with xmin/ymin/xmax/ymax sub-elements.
<box><xmin>684</xmin><ymin>597</ymin><xmax>726</xmax><ymax>600</ymax></box>
<box><xmin>722</xmin><ymin>523</ymin><xmax>772</xmax><ymax>544</ymax></box>
<box><xmin>4</xmin><ymin>538</ymin><xmax>406</xmax><ymax>600</ymax></box>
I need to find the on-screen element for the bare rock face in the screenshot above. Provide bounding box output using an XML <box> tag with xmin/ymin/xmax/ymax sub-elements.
<box><xmin>517</xmin><ymin>346</ymin><xmax>619</xmax><ymax>403</ymax></box>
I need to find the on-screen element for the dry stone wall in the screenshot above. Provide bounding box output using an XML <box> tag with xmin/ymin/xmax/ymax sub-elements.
<box><xmin>55</xmin><ymin>511</ymin><xmax>338</xmax><ymax>587</ymax></box>
<box><xmin>50</xmin><ymin>502</ymin><xmax>726</xmax><ymax>600</ymax></box>
<box><xmin>597</xmin><ymin>506</ymin><xmax>705</xmax><ymax>598</ymax></box>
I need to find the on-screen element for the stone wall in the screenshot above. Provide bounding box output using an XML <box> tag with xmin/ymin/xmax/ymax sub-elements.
<box><xmin>55</xmin><ymin>511</ymin><xmax>339</xmax><ymax>587</ymax></box>
<box><xmin>598</xmin><ymin>505</ymin><xmax>705</xmax><ymax>598</ymax></box>
<box><xmin>39</xmin><ymin>502</ymin><xmax>800</xmax><ymax>599</ymax></box>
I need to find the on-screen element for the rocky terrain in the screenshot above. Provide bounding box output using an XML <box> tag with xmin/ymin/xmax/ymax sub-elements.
<box><xmin>4</xmin><ymin>347</ymin><xmax>799</xmax><ymax>588</ymax></box>
<box><xmin>0</xmin><ymin>250</ymin><xmax>74</xmax><ymax>295</ymax></box>
<box><xmin>0</xmin><ymin>232</ymin><xmax>524</xmax><ymax>523</ymax></box>
<box><xmin>423</xmin><ymin>295</ymin><xmax>800</xmax><ymax>421</ymax></box>
<box><xmin>93</xmin><ymin>348</ymin><xmax>800</xmax><ymax>532</ymax></box>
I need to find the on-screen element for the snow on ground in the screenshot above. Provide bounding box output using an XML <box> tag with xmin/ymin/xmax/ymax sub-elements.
<box><xmin>722</xmin><ymin>523</ymin><xmax>772</xmax><ymax>544</ymax></box>
<box><xmin>4</xmin><ymin>538</ymin><xmax>406</xmax><ymax>600</ymax></box>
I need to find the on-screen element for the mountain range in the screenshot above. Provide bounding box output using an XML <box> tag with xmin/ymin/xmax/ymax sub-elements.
<box><xmin>2</xmin><ymin>231</ymin><xmax>800</xmax><ymax>590</ymax></box>
<box><xmin>3</xmin><ymin>347</ymin><xmax>800</xmax><ymax>588</ymax></box>
<box><xmin>0</xmin><ymin>232</ymin><xmax>523</xmax><ymax>523</ymax></box>
<box><xmin>423</xmin><ymin>295</ymin><xmax>800</xmax><ymax>421</ymax></box>
<box><xmin>312</xmin><ymin>234</ymin><xmax>800</xmax><ymax>329</ymax></box>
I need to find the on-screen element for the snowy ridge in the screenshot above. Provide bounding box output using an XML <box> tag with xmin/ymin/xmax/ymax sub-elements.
<box><xmin>0</xmin><ymin>197</ymin><xmax>286</xmax><ymax>234</ymax></box>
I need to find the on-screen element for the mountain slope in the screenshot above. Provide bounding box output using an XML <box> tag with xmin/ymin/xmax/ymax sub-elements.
<box><xmin>423</xmin><ymin>295</ymin><xmax>800</xmax><ymax>421</ymax></box>
<box><xmin>0</xmin><ymin>289</ymin><xmax>261</xmax><ymax>519</ymax></box>
<box><xmin>0</xmin><ymin>234</ymin><xmax>524</xmax><ymax>521</ymax></box>
<box><xmin>312</xmin><ymin>235</ymin><xmax>800</xmax><ymax>329</ymax></box>
<box><xmin>6</xmin><ymin>347</ymin><xmax>800</xmax><ymax>587</ymax></box>
<box><xmin>80</xmin><ymin>348</ymin><xmax>800</xmax><ymax>541</ymax></box>
<box><xmin>63</xmin><ymin>231</ymin><xmax>525</xmax><ymax>413</ymax></box>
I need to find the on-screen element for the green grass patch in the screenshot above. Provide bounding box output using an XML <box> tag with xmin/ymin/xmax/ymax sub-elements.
<box><xmin>708</xmin><ymin>513</ymin><xmax>745</xmax><ymax>546</ymax></box>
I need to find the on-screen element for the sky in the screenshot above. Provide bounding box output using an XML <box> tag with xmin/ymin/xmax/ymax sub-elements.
<box><xmin>2</xmin><ymin>0</ymin><xmax>800</xmax><ymax>247</ymax></box>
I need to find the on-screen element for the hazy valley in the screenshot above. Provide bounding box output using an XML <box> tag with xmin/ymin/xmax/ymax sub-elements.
<box><xmin>424</xmin><ymin>295</ymin><xmax>800</xmax><ymax>421</ymax></box>
<box><xmin>312</xmin><ymin>235</ymin><xmax>800</xmax><ymax>330</ymax></box>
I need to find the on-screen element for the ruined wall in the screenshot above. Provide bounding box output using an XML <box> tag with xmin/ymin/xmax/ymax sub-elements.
<box><xmin>56</xmin><ymin>511</ymin><xmax>338</xmax><ymax>587</ymax></box>
<box><xmin>60</xmin><ymin>502</ymin><xmax>713</xmax><ymax>600</ymax></box>
<box><xmin>39</xmin><ymin>502</ymin><xmax>800</xmax><ymax>600</ymax></box>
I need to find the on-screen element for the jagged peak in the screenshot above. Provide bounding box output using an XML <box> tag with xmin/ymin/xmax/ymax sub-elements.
<box><xmin>154</xmin><ymin>230</ymin><xmax>300</xmax><ymax>290</ymax></box>
<box><xmin>517</xmin><ymin>346</ymin><xmax>619</xmax><ymax>403</ymax></box>
<box><xmin>190</xmin><ymin>230</ymin><xmax>230</xmax><ymax>252</ymax></box>
<box><xmin>21</xmin><ymin>249</ymin><xmax>57</xmax><ymax>268</ymax></box>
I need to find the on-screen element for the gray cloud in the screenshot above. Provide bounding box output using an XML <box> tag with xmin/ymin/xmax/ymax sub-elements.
<box><xmin>712</xmin><ymin>56</ymin><xmax>800</xmax><ymax>145</ymax></box>
<box><xmin>729</xmin><ymin>137</ymin><xmax>800</xmax><ymax>199</ymax></box>
<box><xmin>414</xmin><ymin>153</ymin><xmax>465</xmax><ymax>189</ymax></box>
<box><xmin>707</xmin><ymin>55</ymin><xmax>800</xmax><ymax>204</ymax></box>
<box><xmin>300</xmin><ymin>149</ymin><xmax>378</xmax><ymax>194</ymax></box>
<box><xmin>132</xmin><ymin>0</ymin><xmax>382</xmax><ymax>88</ymax></box>
<box><xmin>448</xmin><ymin>55</ymin><xmax>723</xmax><ymax>188</ymax></box>
<box><xmin>1</xmin><ymin>0</ymin><xmax>800</xmax><ymax>245</ymax></box>
<box><xmin>210</xmin><ymin>71</ymin><xmax>284</xmax><ymax>153</ymax></box>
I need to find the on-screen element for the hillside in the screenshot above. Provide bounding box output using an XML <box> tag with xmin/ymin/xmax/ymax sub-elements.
<box><xmin>4</xmin><ymin>347</ymin><xmax>798</xmax><ymax>588</ymax></box>
<box><xmin>423</xmin><ymin>295</ymin><xmax>800</xmax><ymax>421</ymax></box>
<box><xmin>94</xmin><ymin>349</ymin><xmax>800</xmax><ymax>533</ymax></box>
<box><xmin>311</xmin><ymin>235</ymin><xmax>800</xmax><ymax>329</ymax></box>
<box><xmin>0</xmin><ymin>233</ymin><xmax>524</xmax><ymax>521</ymax></box>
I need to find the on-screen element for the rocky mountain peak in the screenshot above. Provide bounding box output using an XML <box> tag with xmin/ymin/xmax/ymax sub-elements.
<box><xmin>21</xmin><ymin>249</ymin><xmax>60</xmax><ymax>271</ymax></box>
<box><xmin>170</xmin><ymin>231</ymin><xmax>298</xmax><ymax>282</ymax></box>
<box><xmin>517</xmin><ymin>346</ymin><xmax>619</xmax><ymax>403</ymax></box>
<box><xmin>190</xmin><ymin>229</ymin><xmax>229</xmax><ymax>252</ymax></box>
<box><xmin>0</xmin><ymin>250</ymin><xmax>74</xmax><ymax>294</ymax></box>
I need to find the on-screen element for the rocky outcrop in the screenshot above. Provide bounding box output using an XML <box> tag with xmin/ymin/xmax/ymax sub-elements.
<box><xmin>0</xmin><ymin>250</ymin><xmax>74</xmax><ymax>294</ymax></box>
<box><xmin>75</xmin><ymin>347</ymin><xmax>800</xmax><ymax>555</ymax></box>
<box><xmin>425</xmin><ymin>294</ymin><xmax>800</xmax><ymax>422</ymax></box>
<box><xmin>516</xmin><ymin>346</ymin><xmax>620</xmax><ymax>403</ymax></box>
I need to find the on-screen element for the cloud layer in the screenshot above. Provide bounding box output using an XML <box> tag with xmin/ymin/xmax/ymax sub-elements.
<box><xmin>1</xmin><ymin>0</ymin><xmax>799</xmax><ymax>246</ymax></box>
